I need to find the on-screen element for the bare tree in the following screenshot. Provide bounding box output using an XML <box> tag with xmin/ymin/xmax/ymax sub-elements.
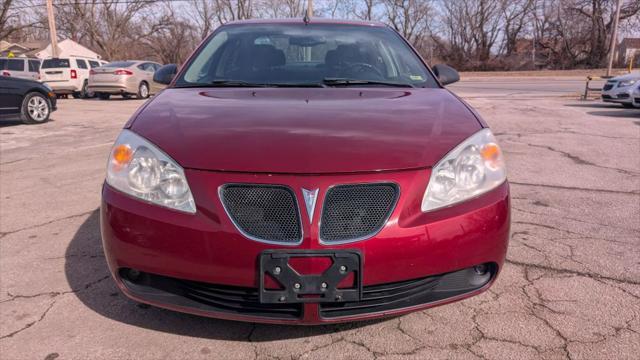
<box><xmin>501</xmin><ymin>0</ymin><xmax>534</xmax><ymax>56</ymax></box>
<box><xmin>567</xmin><ymin>0</ymin><xmax>640</xmax><ymax>67</ymax></box>
<box><xmin>143</xmin><ymin>21</ymin><xmax>197</xmax><ymax>63</ymax></box>
<box><xmin>1</xmin><ymin>0</ymin><xmax>42</xmax><ymax>40</ymax></box>
<box><xmin>383</xmin><ymin>0</ymin><xmax>434</xmax><ymax>45</ymax></box>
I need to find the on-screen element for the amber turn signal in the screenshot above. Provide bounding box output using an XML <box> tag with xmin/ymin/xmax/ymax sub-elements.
<box><xmin>480</xmin><ymin>143</ymin><xmax>501</xmax><ymax>168</ymax></box>
<box><xmin>112</xmin><ymin>144</ymin><xmax>133</xmax><ymax>166</ymax></box>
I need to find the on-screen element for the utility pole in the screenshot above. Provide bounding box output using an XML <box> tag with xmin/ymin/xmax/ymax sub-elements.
<box><xmin>307</xmin><ymin>0</ymin><xmax>313</xmax><ymax>18</ymax></box>
<box><xmin>606</xmin><ymin>0</ymin><xmax>622</xmax><ymax>77</ymax></box>
<box><xmin>532</xmin><ymin>35</ymin><xmax>536</xmax><ymax>70</ymax></box>
<box><xmin>46</xmin><ymin>0</ymin><xmax>59</xmax><ymax>58</ymax></box>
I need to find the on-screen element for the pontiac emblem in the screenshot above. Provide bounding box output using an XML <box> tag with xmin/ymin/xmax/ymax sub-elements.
<box><xmin>301</xmin><ymin>188</ymin><xmax>319</xmax><ymax>222</ymax></box>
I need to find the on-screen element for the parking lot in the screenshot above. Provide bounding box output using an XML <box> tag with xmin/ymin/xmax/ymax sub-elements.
<box><xmin>1</xmin><ymin>79</ymin><xmax>639</xmax><ymax>359</ymax></box>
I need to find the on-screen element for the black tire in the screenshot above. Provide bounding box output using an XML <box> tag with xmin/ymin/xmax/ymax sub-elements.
<box><xmin>122</xmin><ymin>93</ymin><xmax>132</xmax><ymax>99</ymax></box>
<box><xmin>98</xmin><ymin>93</ymin><xmax>111</xmax><ymax>100</ymax></box>
<box><xmin>72</xmin><ymin>91</ymin><xmax>82</xmax><ymax>99</ymax></box>
<box><xmin>81</xmin><ymin>80</ymin><xmax>93</xmax><ymax>98</ymax></box>
<box><xmin>137</xmin><ymin>81</ymin><xmax>149</xmax><ymax>99</ymax></box>
<box><xmin>21</xmin><ymin>92</ymin><xmax>51</xmax><ymax>125</ymax></box>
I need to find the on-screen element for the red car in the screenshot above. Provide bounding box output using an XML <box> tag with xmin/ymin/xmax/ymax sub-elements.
<box><xmin>101</xmin><ymin>18</ymin><xmax>510</xmax><ymax>325</ymax></box>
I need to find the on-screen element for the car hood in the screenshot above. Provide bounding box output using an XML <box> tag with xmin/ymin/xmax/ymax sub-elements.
<box><xmin>130</xmin><ymin>87</ymin><xmax>482</xmax><ymax>174</ymax></box>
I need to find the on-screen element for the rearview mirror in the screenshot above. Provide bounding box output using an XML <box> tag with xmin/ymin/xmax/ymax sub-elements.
<box><xmin>432</xmin><ymin>64</ymin><xmax>460</xmax><ymax>86</ymax></box>
<box><xmin>153</xmin><ymin>64</ymin><xmax>178</xmax><ymax>85</ymax></box>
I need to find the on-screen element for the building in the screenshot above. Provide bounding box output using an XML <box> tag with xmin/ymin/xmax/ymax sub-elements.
<box><xmin>617</xmin><ymin>38</ymin><xmax>640</xmax><ymax>67</ymax></box>
<box><xmin>0</xmin><ymin>40</ymin><xmax>48</xmax><ymax>58</ymax></box>
<box><xmin>0</xmin><ymin>39</ymin><xmax>102</xmax><ymax>60</ymax></box>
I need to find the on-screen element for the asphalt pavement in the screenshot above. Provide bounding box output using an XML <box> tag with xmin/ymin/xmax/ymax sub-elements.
<box><xmin>449</xmin><ymin>77</ymin><xmax>595</xmax><ymax>97</ymax></box>
<box><xmin>1</xmin><ymin>79</ymin><xmax>639</xmax><ymax>360</ymax></box>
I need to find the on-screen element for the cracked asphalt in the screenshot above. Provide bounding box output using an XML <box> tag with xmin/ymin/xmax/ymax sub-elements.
<box><xmin>1</xmin><ymin>80</ymin><xmax>639</xmax><ymax>360</ymax></box>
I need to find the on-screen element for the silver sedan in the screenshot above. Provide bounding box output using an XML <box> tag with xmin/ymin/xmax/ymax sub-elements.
<box><xmin>88</xmin><ymin>60</ymin><xmax>162</xmax><ymax>100</ymax></box>
<box><xmin>601</xmin><ymin>73</ymin><xmax>640</xmax><ymax>108</ymax></box>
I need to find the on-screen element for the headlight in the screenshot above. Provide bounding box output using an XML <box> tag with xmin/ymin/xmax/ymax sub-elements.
<box><xmin>618</xmin><ymin>79</ymin><xmax>637</xmax><ymax>87</ymax></box>
<box><xmin>106</xmin><ymin>129</ymin><xmax>196</xmax><ymax>213</ymax></box>
<box><xmin>421</xmin><ymin>129</ymin><xmax>506</xmax><ymax>212</ymax></box>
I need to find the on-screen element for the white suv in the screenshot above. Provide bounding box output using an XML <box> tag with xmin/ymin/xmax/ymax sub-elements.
<box><xmin>0</xmin><ymin>57</ymin><xmax>41</xmax><ymax>81</ymax></box>
<box><xmin>40</xmin><ymin>57</ymin><xmax>103</xmax><ymax>98</ymax></box>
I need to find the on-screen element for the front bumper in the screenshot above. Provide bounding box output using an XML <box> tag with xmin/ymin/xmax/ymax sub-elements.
<box><xmin>101</xmin><ymin>168</ymin><xmax>510</xmax><ymax>324</ymax></box>
<box><xmin>602</xmin><ymin>87</ymin><xmax>634</xmax><ymax>104</ymax></box>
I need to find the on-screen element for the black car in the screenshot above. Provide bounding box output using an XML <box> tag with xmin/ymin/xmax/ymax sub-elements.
<box><xmin>0</xmin><ymin>75</ymin><xmax>57</xmax><ymax>124</ymax></box>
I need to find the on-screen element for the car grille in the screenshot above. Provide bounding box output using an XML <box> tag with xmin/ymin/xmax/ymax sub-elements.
<box><xmin>617</xmin><ymin>93</ymin><xmax>630</xmax><ymax>99</ymax></box>
<box><xmin>120</xmin><ymin>269</ymin><xmax>303</xmax><ymax>319</ymax></box>
<box><xmin>319</xmin><ymin>183</ymin><xmax>399</xmax><ymax>243</ymax></box>
<box><xmin>220</xmin><ymin>184</ymin><xmax>302</xmax><ymax>243</ymax></box>
<box><xmin>319</xmin><ymin>264</ymin><xmax>496</xmax><ymax>318</ymax></box>
<box><xmin>603</xmin><ymin>83</ymin><xmax>615</xmax><ymax>91</ymax></box>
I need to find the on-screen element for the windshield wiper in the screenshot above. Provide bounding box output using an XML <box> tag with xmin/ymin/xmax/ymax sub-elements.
<box><xmin>322</xmin><ymin>78</ymin><xmax>415</xmax><ymax>88</ymax></box>
<box><xmin>210</xmin><ymin>80</ymin><xmax>271</xmax><ymax>87</ymax></box>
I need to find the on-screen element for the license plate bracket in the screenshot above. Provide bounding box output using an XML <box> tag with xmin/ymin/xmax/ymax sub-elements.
<box><xmin>259</xmin><ymin>250</ymin><xmax>362</xmax><ymax>304</ymax></box>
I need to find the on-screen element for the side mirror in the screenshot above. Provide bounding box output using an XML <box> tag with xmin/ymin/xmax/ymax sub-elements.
<box><xmin>153</xmin><ymin>64</ymin><xmax>178</xmax><ymax>85</ymax></box>
<box><xmin>432</xmin><ymin>64</ymin><xmax>460</xmax><ymax>86</ymax></box>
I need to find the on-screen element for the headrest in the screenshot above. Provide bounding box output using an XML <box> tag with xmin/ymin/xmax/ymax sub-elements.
<box><xmin>251</xmin><ymin>45</ymin><xmax>286</xmax><ymax>69</ymax></box>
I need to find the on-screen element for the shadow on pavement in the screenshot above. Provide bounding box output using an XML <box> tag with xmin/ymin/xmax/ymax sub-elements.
<box><xmin>65</xmin><ymin>209</ymin><xmax>382</xmax><ymax>341</ymax></box>
<box><xmin>0</xmin><ymin>120</ymin><xmax>24</xmax><ymax>127</ymax></box>
<box><xmin>565</xmin><ymin>102</ymin><xmax>640</xmax><ymax>118</ymax></box>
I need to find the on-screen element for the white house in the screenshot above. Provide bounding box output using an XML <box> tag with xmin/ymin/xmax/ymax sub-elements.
<box><xmin>35</xmin><ymin>39</ymin><xmax>102</xmax><ymax>60</ymax></box>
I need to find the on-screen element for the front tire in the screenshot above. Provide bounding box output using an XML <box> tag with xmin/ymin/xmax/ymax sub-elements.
<box><xmin>98</xmin><ymin>93</ymin><xmax>111</xmax><ymax>100</ymax></box>
<box><xmin>137</xmin><ymin>82</ymin><xmax>149</xmax><ymax>99</ymax></box>
<box><xmin>21</xmin><ymin>92</ymin><xmax>51</xmax><ymax>124</ymax></box>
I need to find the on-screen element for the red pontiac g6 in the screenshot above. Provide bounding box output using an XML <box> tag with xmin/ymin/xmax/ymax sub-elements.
<box><xmin>100</xmin><ymin>18</ymin><xmax>510</xmax><ymax>325</ymax></box>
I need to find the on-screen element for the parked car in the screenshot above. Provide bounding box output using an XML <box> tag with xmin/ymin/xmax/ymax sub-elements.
<box><xmin>88</xmin><ymin>59</ymin><xmax>109</xmax><ymax>69</ymax></box>
<box><xmin>0</xmin><ymin>57</ymin><xmax>41</xmax><ymax>81</ymax></box>
<box><xmin>633</xmin><ymin>83</ymin><xmax>640</xmax><ymax>108</ymax></box>
<box><xmin>84</xmin><ymin>59</ymin><xmax>109</xmax><ymax>98</ymax></box>
<box><xmin>0</xmin><ymin>75</ymin><xmax>57</xmax><ymax>124</ymax></box>
<box><xmin>101</xmin><ymin>18</ymin><xmax>509</xmax><ymax>325</ymax></box>
<box><xmin>40</xmin><ymin>56</ymin><xmax>97</xmax><ymax>98</ymax></box>
<box><xmin>601</xmin><ymin>73</ymin><xmax>640</xmax><ymax>108</ymax></box>
<box><xmin>88</xmin><ymin>60</ymin><xmax>161</xmax><ymax>100</ymax></box>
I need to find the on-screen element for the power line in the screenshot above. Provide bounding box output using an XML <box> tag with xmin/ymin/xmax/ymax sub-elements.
<box><xmin>8</xmin><ymin>0</ymin><xmax>199</xmax><ymax>11</ymax></box>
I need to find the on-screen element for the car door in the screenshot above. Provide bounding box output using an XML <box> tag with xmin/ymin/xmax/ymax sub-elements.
<box><xmin>75</xmin><ymin>58</ymin><xmax>90</xmax><ymax>84</ymax></box>
<box><xmin>28</xmin><ymin>60</ymin><xmax>41</xmax><ymax>81</ymax></box>
<box><xmin>137</xmin><ymin>63</ymin><xmax>155</xmax><ymax>92</ymax></box>
<box><xmin>0</xmin><ymin>77</ymin><xmax>24</xmax><ymax>117</ymax></box>
<box><xmin>5</xmin><ymin>59</ymin><xmax>29</xmax><ymax>80</ymax></box>
<box><xmin>149</xmin><ymin>63</ymin><xmax>164</xmax><ymax>94</ymax></box>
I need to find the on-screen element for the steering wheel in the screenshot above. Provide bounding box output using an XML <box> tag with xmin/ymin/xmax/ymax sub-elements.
<box><xmin>346</xmin><ymin>62</ymin><xmax>384</xmax><ymax>79</ymax></box>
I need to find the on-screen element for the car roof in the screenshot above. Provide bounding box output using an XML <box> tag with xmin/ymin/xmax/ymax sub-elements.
<box><xmin>224</xmin><ymin>17</ymin><xmax>387</xmax><ymax>27</ymax></box>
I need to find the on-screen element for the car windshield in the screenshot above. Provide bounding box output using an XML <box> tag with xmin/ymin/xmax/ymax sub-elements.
<box><xmin>42</xmin><ymin>58</ymin><xmax>70</xmax><ymax>68</ymax></box>
<box><xmin>104</xmin><ymin>61</ymin><xmax>136</xmax><ymax>68</ymax></box>
<box><xmin>176</xmin><ymin>23</ymin><xmax>437</xmax><ymax>88</ymax></box>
